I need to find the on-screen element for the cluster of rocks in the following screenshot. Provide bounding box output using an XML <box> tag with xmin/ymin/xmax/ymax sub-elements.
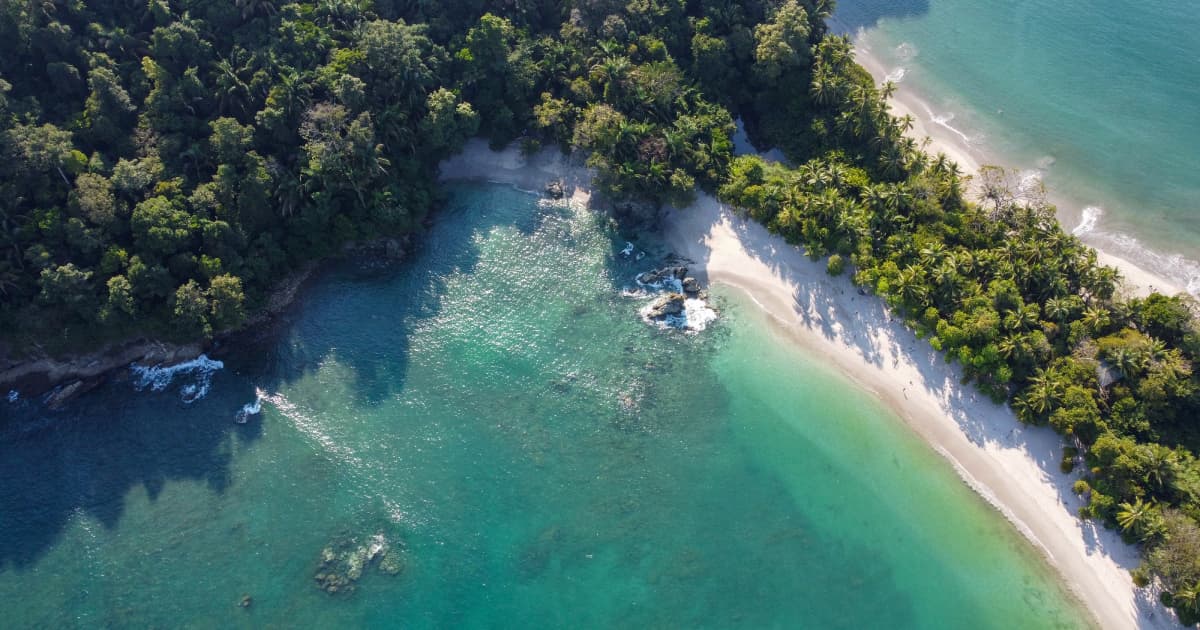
<box><xmin>313</xmin><ymin>532</ymin><xmax>404</xmax><ymax>595</ymax></box>
<box><xmin>639</xmin><ymin>263</ymin><xmax>705</xmax><ymax>323</ymax></box>
<box><xmin>544</xmin><ymin>180</ymin><xmax>565</xmax><ymax>199</ymax></box>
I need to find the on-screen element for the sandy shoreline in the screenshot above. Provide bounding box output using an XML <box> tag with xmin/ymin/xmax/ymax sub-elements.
<box><xmin>847</xmin><ymin>37</ymin><xmax>1184</xmax><ymax>300</ymax></box>
<box><xmin>441</xmin><ymin>140</ymin><xmax>1175</xmax><ymax>628</ymax></box>
<box><xmin>661</xmin><ymin>198</ymin><xmax>1171</xmax><ymax>630</ymax></box>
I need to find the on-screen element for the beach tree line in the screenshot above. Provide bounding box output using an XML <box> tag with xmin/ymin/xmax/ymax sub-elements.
<box><xmin>713</xmin><ymin>18</ymin><xmax>1200</xmax><ymax>624</ymax></box>
<box><xmin>2</xmin><ymin>0</ymin><xmax>1199</xmax><ymax>623</ymax></box>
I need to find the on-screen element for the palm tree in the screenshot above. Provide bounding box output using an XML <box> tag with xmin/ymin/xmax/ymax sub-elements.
<box><xmin>1081</xmin><ymin>306</ymin><xmax>1111</xmax><ymax>336</ymax></box>
<box><xmin>1171</xmin><ymin>582</ymin><xmax>1200</xmax><ymax>617</ymax></box>
<box><xmin>879</xmin><ymin>146</ymin><xmax>907</xmax><ymax>179</ymax></box>
<box><xmin>998</xmin><ymin>334</ymin><xmax>1022</xmax><ymax>360</ymax></box>
<box><xmin>1139</xmin><ymin>444</ymin><xmax>1177</xmax><ymax>491</ymax></box>
<box><xmin>1116</xmin><ymin>497</ymin><xmax>1155</xmax><ymax>540</ymax></box>
<box><xmin>1043</xmin><ymin>297</ymin><xmax>1073</xmax><ymax>324</ymax></box>
<box><xmin>1109</xmin><ymin>347</ymin><xmax>1148</xmax><ymax>379</ymax></box>
<box><xmin>809</xmin><ymin>74</ymin><xmax>834</xmax><ymax>107</ymax></box>
<box><xmin>895</xmin><ymin>265</ymin><xmax>928</xmax><ymax>306</ymax></box>
<box><xmin>1022</xmin><ymin>369</ymin><xmax>1063</xmax><ymax>418</ymax></box>
<box><xmin>919</xmin><ymin>243</ymin><xmax>946</xmax><ymax>267</ymax></box>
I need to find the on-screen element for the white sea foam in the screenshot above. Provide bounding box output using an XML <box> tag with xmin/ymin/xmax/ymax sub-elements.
<box><xmin>130</xmin><ymin>354</ymin><xmax>224</xmax><ymax>403</ymax></box>
<box><xmin>926</xmin><ymin>108</ymin><xmax>977</xmax><ymax>145</ymax></box>
<box><xmin>639</xmin><ymin>297</ymin><xmax>718</xmax><ymax>333</ymax></box>
<box><xmin>235</xmin><ymin>390</ymin><xmax>263</xmax><ymax>423</ymax></box>
<box><xmin>669</xmin><ymin>299</ymin><xmax>719</xmax><ymax>332</ymax></box>
<box><xmin>884</xmin><ymin>66</ymin><xmax>908</xmax><ymax>83</ymax></box>
<box><xmin>6</xmin><ymin>390</ymin><xmax>17</xmax><ymax>403</ymax></box>
<box><xmin>621</xmin><ymin>287</ymin><xmax>650</xmax><ymax>298</ymax></box>
<box><xmin>1016</xmin><ymin>169</ymin><xmax>1043</xmax><ymax>195</ymax></box>
<box><xmin>1070</xmin><ymin>207</ymin><xmax>1200</xmax><ymax>297</ymax></box>
<box><xmin>635</xmin><ymin>272</ymin><xmax>684</xmax><ymax>294</ymax></box>
<box><xmin>620</xmin><ymin>242</ymin><xmax>635</xmax><ymax>257</ymax></box>
<box><xmin>1101</xmin><ymin>232</ymin><xmax>1200</xmax><ymax>298</ymax></box>
<box><xmin>895</xmin><ymin>42</ymin><xmax>919</xmax><ymax>60</ymax></box>
<box><xmin>1072</xmin><ymin>206</ymin><xmax>1102</xmax><ymax>236</ymax></box>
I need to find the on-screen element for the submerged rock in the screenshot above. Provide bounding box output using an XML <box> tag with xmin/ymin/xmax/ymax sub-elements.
<box><xmin>377</xmin><ymin>548</ymin><xmax>404</xmax><ymax>576</ymax></box>
<box><xmin>313</xmin><ymin>531</ymin><xmax>402</xmax><ymax>595</ymax></box>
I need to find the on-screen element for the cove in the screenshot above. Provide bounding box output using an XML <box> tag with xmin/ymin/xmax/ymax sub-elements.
<box><xmin>0</xmin><ymin>183</ymin><xmax>1087</xmax><ymax>628</ymax></box>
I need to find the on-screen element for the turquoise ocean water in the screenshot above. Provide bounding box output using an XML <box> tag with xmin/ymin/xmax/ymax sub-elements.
<box><xmin>834</xmin><ymin>0</ymin><xmax>1200</xmax><ymax>293</ymax></box>
<box><xmin>1</xmin><ymin>184</ymin><xmax>1087</xmax><ymax>627</ymax></box>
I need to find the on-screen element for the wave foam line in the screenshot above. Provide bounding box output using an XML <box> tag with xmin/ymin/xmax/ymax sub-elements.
<box><xmin>912</xmin><ymin>98</ymin><xmax>978</xmax><ymax>147</ymax></box>
<box><xmin>130</xmin><ymin>354</ymin><xmax>224</xmax><ymax>403</ymax></box>
<box><xmin>639</xmin><ymin>298</ymin><xmax>719</xmax><ymax>333</ymax></box>
<box><xmin>235</xmin><ymin>390</ymin><xmax>264</xmax><ymax>423</ymax></box>
<box><xmin>258</xmin><ymin>390</ymin><xmax>363</xmax><ymax>468</ymax></box>
<box><xmin>1072</xmin><ymin>206</ymin><xmax>1200</xmax><ymax>297</ymax></box>
<box><xmin>1072</xmin><ymin>206</ymin><xmax>1102</xmax><ymax>236</ymax></box>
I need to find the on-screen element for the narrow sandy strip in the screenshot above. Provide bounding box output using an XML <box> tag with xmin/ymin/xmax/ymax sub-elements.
<box><xmin>848</xmin><ymin>38</ymin><xmax>1183</xmax><ymax>299</ymax></box>
<box><xmin>661</xmin><ymin>197</ymin><xmax>1174</xmax><ymax>630</ymax></box>
<box><xmin>441</xmin><ymin>140</ymin><xmax>1177</xmax><ymax>628</ymax></box>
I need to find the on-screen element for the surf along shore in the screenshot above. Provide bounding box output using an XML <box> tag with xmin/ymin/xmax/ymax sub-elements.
<box><xmin>442</xmin><ymin>138</ymin><xmax>1175</xmax><ymax>629</ymax></box>
<box><xmin>841</xmin><ymin>29</ymin><xmax>1184</xmax><ymax>301</ymax></box>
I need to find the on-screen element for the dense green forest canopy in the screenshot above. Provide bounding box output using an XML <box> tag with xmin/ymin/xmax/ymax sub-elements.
<box><xmin>4</xmin><ymin>0</ymin><xmax>1200</xmax><ymax>623</ymax></box>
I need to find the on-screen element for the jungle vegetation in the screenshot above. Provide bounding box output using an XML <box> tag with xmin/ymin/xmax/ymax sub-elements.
<box><xmin>1</xmin><ymin>0</ymin><xmax>1198</xmax><ymax>622</ymax></box>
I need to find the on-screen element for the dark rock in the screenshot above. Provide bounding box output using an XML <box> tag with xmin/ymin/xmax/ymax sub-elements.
<box><xmin>545</xmin><ymin>181</ymin><xmax>565</xmax><ymax>199</ymax></box>
<box><xmin>44</xmin><ymin>381</ymin><xmax>84</xmax><ymax>410</ymax></box>
<box><xmin>646</xmin><ymin>293</ymin><xmax>686</xmax><ymax>319</ymax></box>
<box><xmin>682</xmin><ymin>277</ymin><xmax>701</xmax><ymax>294</ymax></box>
<box><xmin>44</xmin><ymin>374</ymin><xmax>106</xmax><ymax>410</ymax></box>
<box><xmin>671</xmin><ymin>266</ymin><xmax>688</xmax><ymax>279</ymax></box>
<box><xmin>384</xmin><ymin>238</ymin><xmax>405</xmax><ymax>260</ymax></box>
<box><xmin>637</xmin><ymin>270</ymin><xmax>665</xmax><ymax>285</ymax></box>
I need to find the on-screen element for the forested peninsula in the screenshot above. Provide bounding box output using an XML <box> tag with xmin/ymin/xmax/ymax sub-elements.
<box><xmin>2</xmin><ymin>0</ymin><xmax>1200</xmax><ymax>623</ymax></box>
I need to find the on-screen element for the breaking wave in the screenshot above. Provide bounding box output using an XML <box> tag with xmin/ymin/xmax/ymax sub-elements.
<box><xmin>1072</xmin><ymin>206</ymin><xmax>1102</xmax><ymax>236</ymax></box>
<box><xmin>130</xmin><ymin>355</ymin><xmax>224</xmax><ymax>403</ymax></box>
<box><xmin>655</xmin><ymin>298</ymin><xmax>719</xmax><ymax>333</ymax></box>
<box><xmin>236</xmin><ymin>390</ymin><xmax>264</xmax><ymax>423</ymax></box>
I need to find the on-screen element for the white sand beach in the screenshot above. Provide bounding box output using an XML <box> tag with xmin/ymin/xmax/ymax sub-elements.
<box><xmin>442</xmin><ymin>139</ymin><xmax>1177</xmax><ymax>629</ymax></box>
<box><xmin>850</xmin><ymin>44</ymin><xmax>1184</xmax><ymax>300</ymax></box>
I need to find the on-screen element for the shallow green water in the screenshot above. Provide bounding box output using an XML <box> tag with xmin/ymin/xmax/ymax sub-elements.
<box><xmin>835</xmin><ymin>0</ymin><xmax>1200</xmax><ymax>293</ymax></box>
<box><xmin>1</xmin><ymin>183</ymin><xmax>1087</xmax><ymax>627</ymax></box>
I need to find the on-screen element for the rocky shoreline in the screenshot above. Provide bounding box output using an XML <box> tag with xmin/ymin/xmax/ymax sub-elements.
<box><xmin>0</xmin><ymin>236</ymin><xmax>412</xmax><ymax>411</ymax></box>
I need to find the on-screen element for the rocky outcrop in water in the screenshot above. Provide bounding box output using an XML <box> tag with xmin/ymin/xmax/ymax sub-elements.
<box><xmin>0</xmin><ymin>340</ymin><xmax>206</xmax><ymax>408</ymax></box>
<box><xmin>636</xmin><ymin>266</ymin><xmax>688</xmax><ymax>287</ymax></box>
<box><xmin>645</xmin><ymin>293</ymin><xmax>687</xmax><ymax>319</ymax></box>
<box><xmin>313</xmin><ymin>532</ymin><xmax>404</xmax><ymax>595</ymax></box>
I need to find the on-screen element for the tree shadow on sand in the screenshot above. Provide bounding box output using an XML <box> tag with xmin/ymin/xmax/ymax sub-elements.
<box><xmin>667</xmin><ymin>198</ymin><xmax>1147</xmax><ymax>576</ymax></box>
